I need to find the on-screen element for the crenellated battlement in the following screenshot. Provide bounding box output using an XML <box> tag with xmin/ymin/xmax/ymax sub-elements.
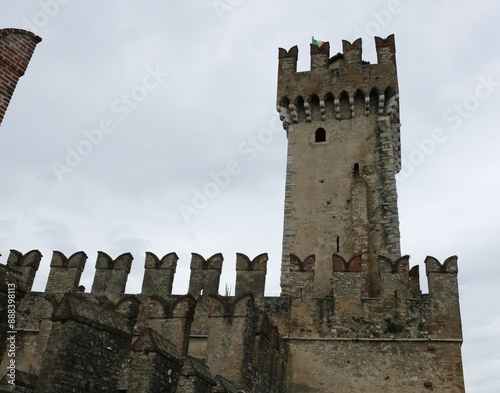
<box><xmin>378</xmin><ymin>254</ymin><xmax>409</xmax><ymax>273</ymax></box>
<box><xmin>3</xmin><ymin>249</ymin><xmax>42</xmax><ymax>293</ymax></box>
<box><xmin>276</xmin><ymin>35</ymin><xmax>399</xmax><ymax>132</ymax></box>
<box><xmin>375</xmin><ymin>34</ymin><xmax>396</xmax><ymax>64</ymax></box>
<box><xmin>142</xmin><ymin>251</ymin><xmax>178</xmax><ymax>296</ymax></box>
<box><xmin>280</xmin><ymin>254</ymin><xmax>315</xmax><ymax>298</ymax></box>
<box><xmin>0</xmin><ymin>250</ymin><xmax>272</xmax><ymax>300</ymax></box>
<box><xmin>0</xmin><ymin>251</ymin><xmax>463</xmax><ymax>390</ymax></box>
<box><xmin>425</xmin><ymin>255</ymin><xmax>458</xmax><ymax>274</ymax></box>
<box><xmin>91</xmin><ymin>251</ymin><xmax>133</xmax><ymax>302</ymax></box>
<box><xmin>332</xmin><ymin>254</ymin><xmax>362</xmax><ymax>272</ymax></box>
<box><xmin>289</xmin><ymin>253</ymin><xmax>315</xmax><ymax>271</ymax></box>
<box><xmin>342</xmin><ymin>38</ymin><xmax>362</xmax><ymax>64</ymax></box>
<box><xmin>277</xmin><ymin>34</ymin><xmax>394</xmax><ymax>75</ymax></box>
<box><xmin>45</xmin><ymin>251</ymin><xmax>87</xmax><ymax>293</ymax></box>
<box><xmin>208</xmin><ymin>293</ymin><xmax>255</xmax><ymax>318</ymax></box>
<box><xmin>0</xmin><ymin>250</ymin><xmax>460</xmax><ymax>322</ymax></box>
<box><xmin>235</xmin><ymin>253</ymin><xmax>267</xmax><ymax>298</ymax></box>
<box><xmin>188</xmin><ymin>252</ymin><xmax>224</xmax><ymax>298</ymax></box>
<box><xmin>266</xmin><ymin>250</ymin><xmax>460</xmax><ymax>319</ymax></box>
<box><xmin>0</xmin><ymin>250</ymin><xmax>287</xmax><ymax>391</ymax></box>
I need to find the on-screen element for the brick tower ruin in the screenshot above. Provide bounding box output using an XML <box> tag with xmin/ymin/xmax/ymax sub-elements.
<box><xmin>0</xmin><ymin>29</ymin><xmax>41</xmax><ymax>126</ymax></box>
<box><xmin>0</xmin><ymin>33</ymin><xmax>465</xmax><ymax>392</ymax></box>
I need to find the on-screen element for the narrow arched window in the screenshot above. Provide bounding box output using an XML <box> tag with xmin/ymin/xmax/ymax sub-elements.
<box><xmin>315</xmin><ymin>127</ymin><xmax>326</xmax><ymax>143</ymax></box>
<box><xmin>354</xmin><ymin>163</ymin><xmax>360</xmax><ymax>178</ymax></box>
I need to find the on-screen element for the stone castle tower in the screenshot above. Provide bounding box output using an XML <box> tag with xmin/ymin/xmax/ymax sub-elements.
<box><xmin>0</xmin><ymin>31</ymin><xmax>465</xmax><ymax>392</ymax></box>
<box><xmin>272</xmin><ymin>35</ymin><xmax>465</xmax><ymax>392</ymax></box>
<box><xmin>278</xmin><ymin>36</ymin><xmax>401</xmax><ymax>299</ymax></box>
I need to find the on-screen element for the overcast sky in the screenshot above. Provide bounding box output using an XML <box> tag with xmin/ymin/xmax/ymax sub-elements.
<box><xmin>1</xmin><ymin>1</ymin><xmax>499</xmax><ymax>391</ymax></box>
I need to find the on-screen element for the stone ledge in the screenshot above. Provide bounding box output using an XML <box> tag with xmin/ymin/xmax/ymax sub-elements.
<box><xmin>51</xmin><ymin>293</ymin><xmax>133</xmax><ymax>338</ymax></box>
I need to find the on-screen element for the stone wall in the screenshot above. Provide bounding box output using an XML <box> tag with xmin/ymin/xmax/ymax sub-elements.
<box><xmin>0</xmin><ymin>250</ymin><xmax>286</xmax><ymax>392</ymax></box>
<box><xmin>285</xmin><ymin>340</ymin><xmax>464</xmax><ymax>392</ymax></box>
<box><xmin>36</xmin><ymin>294</ymin><xmax>134</xmax><ymax>392</ymax></box>
<box><xmin>275</xmin><ymin>250</ymin><xmax>464</xmax><ymax>392</ymax></box>
<box><xmin>1</xmin><ymin>246</ymin><xmax>464</xmax><ymax>392</ymax></box>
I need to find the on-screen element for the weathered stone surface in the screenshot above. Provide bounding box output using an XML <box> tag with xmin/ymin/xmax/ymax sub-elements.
<box><xmin>45</xmin><ymin>251</ymin><xmax>87</xmax><ymax>293</ymax></box>
<box><xmin>128</xmin><ymin>328</ymin><xmax>183</xmax><ymax>393</ymax></box>
<box><xmin>35</xmin><ymin>294</ymin><xmax>134</xmax><ymax>392</ymax></box>
<box><xmin>177</xmin><ymin>356</ymin><xmax>216</xmax><ymax>393</ymax></box>
<box><xmin>141</xmin><ymin>252</ymin><xmax>178</xmax><ymax>296</ymax></box>
<box><xmin>286</xmin><ymin>339</ymin><xmax>464</xmax><ymax>392</ymax></box>
<box><xmin>91</xmin><ymin>252</ymin><xmax>133</xmax><ymax>303</ymax></box>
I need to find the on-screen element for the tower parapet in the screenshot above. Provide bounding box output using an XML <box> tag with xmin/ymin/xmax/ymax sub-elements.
<box><xmin>278</xmin><ymin>45</ymin><xmax>298</xmax><ymax>75</ymax></box>
<box><xmin>277</xmin><ymin>35</ymin><xmax>399</xmax><ymax>129</ymax></box>
<box><xmin>310</xmin><ymin>41</ymin><xmax>330</xmax><ymax>70</ymax></box>
<box><xmin>342</xmin><ymin>38</ymin><xmax>362</xmax><ymax>64</ymax></box>
<box><xmin>375</xmin><ymin>34</ymin><xmax>396</xmax><ymax>64</ymax></box>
